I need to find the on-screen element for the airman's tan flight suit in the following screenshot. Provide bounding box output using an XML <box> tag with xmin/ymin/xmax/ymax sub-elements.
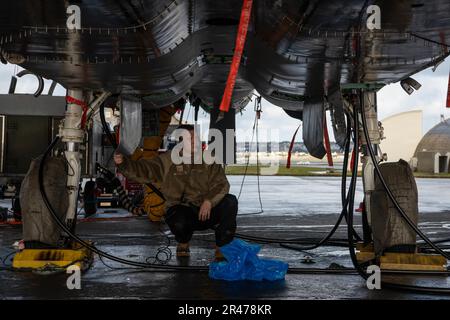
<box><xmin>117</xmin><ymin>152</ymin><xmax>238</xmax><ymax>247</ymax></box>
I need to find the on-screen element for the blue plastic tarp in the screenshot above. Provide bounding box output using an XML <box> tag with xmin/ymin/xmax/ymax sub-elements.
<box><xmin>209</xmin><ymin>239</ymin><xmax>289</xmax><ymax>281</ymax></box>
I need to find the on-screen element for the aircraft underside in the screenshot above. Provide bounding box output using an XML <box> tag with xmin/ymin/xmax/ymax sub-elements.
<box><xmin>1</xmin><ymin>1</ymin><xmax>450</xmax><ymax>155</ymax></box>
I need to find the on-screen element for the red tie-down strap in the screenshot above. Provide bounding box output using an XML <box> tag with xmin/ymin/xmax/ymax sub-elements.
<box><xmin>350</xmin><ymin>145</ymin><xmax>356</xmax><ymax>172</ymax></box>
<box><xmin>66</xmin><ymin>95</ymin><xmax>89</xmax><ymax>129</ymax></box>
<box><xmin>446</xmin><ymin>72</ymin><xmax>450</xmax><ymax>108</ymax></box>
<box><xmin>323</xmin><ymin>115</ymin><xmax>334</xmax><ymax>167</ymax></box>
<box><xmin>286</xmin><ymin>125</ymin><xmax>301</xmax><ymax>169</ymax></box>
<box><xmin>115</xmin><ymin>124</ymin><xmax>120</xmax><ymax>145</ymax></box>
<box><xmin>219</xmin><ymin>0</ymin><xmax>253</xmax><ymax>113</ymax></box>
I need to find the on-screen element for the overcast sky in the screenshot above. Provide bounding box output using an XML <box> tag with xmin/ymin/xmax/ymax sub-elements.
<box><xmin>0</xmin><ymin>57</ymin><xmax>449</xmax><ymax>142</ymax></box>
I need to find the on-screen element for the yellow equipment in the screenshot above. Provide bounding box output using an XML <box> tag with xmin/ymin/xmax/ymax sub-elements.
<box><xmin>12</xmin><ymin>242</ymin><xmax>93</xmax><ymax>272</ymax></box>
<box><xmin>356</xmin><ymin>243</ymin><xmax>447</xmax><ymax>271</ymax></box>
<box><xmin>130</xmin><ymin>105</ymin><xmax>177</xmax><ymax>221</ymax></box>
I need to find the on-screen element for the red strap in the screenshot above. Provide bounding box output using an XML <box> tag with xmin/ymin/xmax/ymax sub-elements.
<box><xmin>323</xmin><ymin>115</ymin><xmax>334</xmax><ymax>167</ymax></box>
<box><xmin>446</xmin><ymin>73</ymin><xmax>450</xmax><ymax>108</ymax></box>
<box><xmin>219</xmin><ymin>0</ymin><xmax>253</xmax><ymax>113</ymax></box>
<box><xmin>66</xmin><ymin>95</ymin><xmax>89</xmax><ymax>129</ymax></box>
<box><xmin>286</xmin><ymin>125</ymin><xmax>301</xmax><ymax>169</ymax></box>
<box><xmin>350</xmin><ymin>147</ymin><xmax>356</xmax><ymax>172</ymax></box>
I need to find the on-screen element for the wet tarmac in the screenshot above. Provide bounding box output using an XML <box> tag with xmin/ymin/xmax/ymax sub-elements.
<box><xmin>1</xmin><ymin>176</ymin><xmax>450</xmax><ymax>299</ymax></box>
<box><xmin>230</xmin><ymin>175</ymin><xmax>450</xmax><ymax>215</ymax></box>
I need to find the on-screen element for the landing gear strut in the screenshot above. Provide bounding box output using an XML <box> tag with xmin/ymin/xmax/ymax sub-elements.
<box><xmin>353</xmin><ymin>88</ymin><xmax>446</xmax><ymax>272</ymax></box>
<box><xmin>61</xmin><ymin>89</ymin><xmax>86</xmax><ymax>233</ymax></box>
<box><xmin>13</xmin><ymin>90</ymin><xmax>109</xmax><ymax>271</ymax></box>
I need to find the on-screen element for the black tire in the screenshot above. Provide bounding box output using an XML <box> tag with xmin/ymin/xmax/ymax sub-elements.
<box><xmin>12</xmin><ymin>197</ymin><xmax>21</xmax><ymax>221</ymax></box>
<box><xmin>83</xmin><ymin>181</ymin><xmax>97</xmax><ymax>217</ymax></box>
<box><xmin>0</xmin><ymin>207</ymin><xmax>7</xmax><ymax>222</ymax></box>
<box><xmin>131</xmin><ymin>189</ymin><xmax>145</xmax><ymax>207</ymax></box>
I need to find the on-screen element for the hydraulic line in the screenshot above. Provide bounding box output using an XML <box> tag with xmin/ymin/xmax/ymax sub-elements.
<box><xmin>340</xmin><ymin>118</ymin><xmax>362</xmax><ymax>243</ymax></box>
<box><xmin>346</xmin><ymin>104</ymin><xmax>365</xmax><ymax>279</ymax></box>
<box><xmin>235</xmin><ymin>228</ymin><xmax>356</xmax><ymax>248</ymax></box>
<box><xmin>237</xmin><ymin>233</ymin><xmax>349</xmax><ymax>246</ymax></box>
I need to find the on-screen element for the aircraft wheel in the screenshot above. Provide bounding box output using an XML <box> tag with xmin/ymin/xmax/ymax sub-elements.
<box><xmin>83</xmin><ymin>181</ymin><xmax>97</xmax><ymax>217</ymax></box>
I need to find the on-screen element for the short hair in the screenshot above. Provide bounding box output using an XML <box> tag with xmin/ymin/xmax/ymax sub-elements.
<box><xmin>177</xmin><ymin>124</ymin><xmax>195</xmax><ymax>131</ymax></box>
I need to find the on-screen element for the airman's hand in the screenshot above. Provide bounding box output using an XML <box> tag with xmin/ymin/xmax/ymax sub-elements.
<box><xmin>199</xmin><ymin>200</ymin><xmax>212</xmax><ymax>221</ymax></box>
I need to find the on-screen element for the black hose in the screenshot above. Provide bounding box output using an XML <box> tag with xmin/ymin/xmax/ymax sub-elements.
<box><xmin>100</xmin><ymin>103</ymin><xmax>117</xmax><ymax>149</ymax></box>
<box><xmin>347</xmin><ymin>103</ymin><xmax>367</xmax><ymax>279</ymax></box>
<box><xmin>48</xmin><ymin>81</ymin><xmax>57</xmax><ymax>96</ymax></box>
<box><xmin>341</xmin><ymin>114</ymin><xmax>362</xmax><ymax>242</ymax></box>
<box><xmin>237</xmin><ymin>233</ymin><xmax>348</xmax><ymax>245</ymax></box>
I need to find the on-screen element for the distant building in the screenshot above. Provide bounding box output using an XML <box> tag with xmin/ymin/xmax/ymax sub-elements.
<box><xmin>380</xmin><ymin>110</ymin><xmax>423</xmax><ymax>163</ymax></box>
<box><xmin>236</xmin><ymin>141</ymin><xmax>343</xmax><ymax>153</ymax></box>
<box><xmin>412</xmin><ymin>116</ymin><xmax>450</xmax><ymax>174</ymax></box>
